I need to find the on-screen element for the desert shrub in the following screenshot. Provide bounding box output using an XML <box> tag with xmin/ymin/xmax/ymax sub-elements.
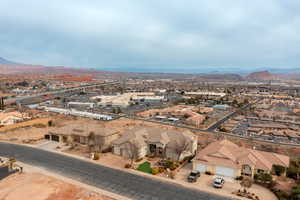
<box><xmin>92</xmin><ymin>153</ymin><xmax>99</xmax><ymax>160</ymax></box>
<box><xmin>164</xmin><ymin>160</ymin><xmax>179</xmax><ymax>170</ymax></box>
<box><xmin>102</xmin><ymin>147</ymin><xmax>112</xmax><ymax>153</ymax></box>
<box><xmin>183</xmin><ymin>155</ymin><xmax>194</xmax><ymax>163</ymax></box>
<box><xmin>135</xmin><ymin>158</ymin><xmax>143</xmax><ymax>162</ymax></box>
<box><xmin>152</xmin><ymin>168</ymin><xmax>159</xmax><ymax>175</ymax></box>
<box><xmin>169</xmin><ymin>163</ymin><xmax>179</xmax><ymax>170</ymax></box>
<box><xmin>125</xmin><ymin>163</ymin><xmax>131</xmax><ymax>168</ymax></box>
<box><xmin>205</xmin><ymin>171</ymin><xmax>213</xmax><ymax>175</ymax></box>
<box><xmin>34</xmin><ymin>123</ymin><xmax>46</xmax><ymax>128</ymax></box>
<box><xmin>254</xmin><ymin>173</ymin><xmax>274</xmax><ymax>188</ymax></box>
<box><xmin>170</xmin><ymin>171</ymin><xmax>176</xmax><ymax>179</ymax></box>
<box><xmin>235</xmin><ymin>176</ymin><xmax>244</xmax><ymax>181</ymax></box>
<box><xmin>48</xmin><ymin>120</ymin><xmax>53</xmax><ymax>127</ymax></box>
<box><xmin>158</xmin><ymin>167</ymin><xmax>165</xmax><ymax>173</ymax></box>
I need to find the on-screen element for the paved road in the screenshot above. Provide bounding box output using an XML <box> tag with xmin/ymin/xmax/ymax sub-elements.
<box><xmin>0</xmin><ymin>142</ymin><xmax>229</xmax><ymax>200</ymax></box>
<box><xmin>5</xmin><ymin>81</ymin><xmax>120</xmax><ymax>105</ymax></box>
<box><xmin>206</xmin><ymin>100</ymin><xmax>258</xmax><ymax>131</ymax></box>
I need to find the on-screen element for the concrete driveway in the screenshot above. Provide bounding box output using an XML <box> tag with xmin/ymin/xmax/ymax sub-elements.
<box><xmin>176</xmin><ymin>163</ymin><xmax>277</xmax><ymax>200</ymax></box>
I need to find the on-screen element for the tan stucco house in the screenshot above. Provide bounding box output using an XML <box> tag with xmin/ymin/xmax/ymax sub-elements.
<box><xmin>46</xmin><ymin>123</ymin><xmax>119</xmax><ymax>152</ymax></box>
<box><xmin>192</xmin><ymin>140</ymin><xmax>290</xmax><ymax>178</ymax></box>
<box><xmin>112</xmin><ymin>126</ymin><xmax>198</xmax><ymax>161</ymax></box>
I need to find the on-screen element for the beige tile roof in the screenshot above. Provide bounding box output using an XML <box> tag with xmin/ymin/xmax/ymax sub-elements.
<box><xmin>112</xmin><ymin>126</ymin><xmax>196</xmax><ymax>151</ymax></box>
<box><xmin>195</xmin><ymin>139</ymin><xmax>289</xmax><ymax>170</ymax></box>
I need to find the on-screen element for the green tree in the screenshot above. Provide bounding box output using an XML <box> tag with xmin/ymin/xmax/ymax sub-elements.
<box><xmin>291</xmin><ymin>184</ymin><xmax>300</xmax><ymax>200</ymax></box>
<box><xmin>273</xmin><ymin>165</ymin><xmax>286</xmax><ymax>176</ymax></box>
<box><xmin>254</xmin><ymin>173</ymin><xmax>273</xmax><ymax>185</ymax></box>
<box><xmin>287</xmin><ymin>159</ymin><xmax>300</xmax><ymax>181</ymax></box>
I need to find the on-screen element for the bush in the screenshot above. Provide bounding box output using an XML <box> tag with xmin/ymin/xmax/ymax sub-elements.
<box><xmin>125</xmin><ymin>163</ymin><xmax>131</xmax><ymax>168</ymax></box>
<box><xmin>291</xmin><ymin>184</ymin><xmax>300</xmax><ymax>200</ymax></box>
<box><xmin>286</xmin><ymin>160</ymin><xmax>300</xmax><ymax>180</ymax></box>
<box><xmin>48</xmin><ymin>120</ymin><xmax>53</xmax><ymax>127</ymax></box>
<box><xmin>170</xmin><ymin>171</ymin><xmax>176</xmax><ymax>179</ymax></box>
<box><xmin>152</xmin><ymin>168</ymin><xmax>159</xmax><ymax>175</ymax></box>
<box><xmin>91</xmin><ymin>153</ymin><xmax>99</xmax><ymax>160</ymax></box>
<box><xmin>273</xmin><ymin>165</ymin><xmax>286</xmax><ymax>176</ymax></box>
<box><xmin>205</xmin><ymin>171</ymin><xmax>213</xmax><ymax>175</ymax></box>
<box><xmin>164</xmin><ymin>160</ymin><xmax>179</xmax><ymax>170</ymax></box>
<box><xmin>159</xmin><ymin>167</ymin><xmax>165</xmax><ymax>173</ymax></box>
<box><xmin>235</xmin><ymin>176</ymin><xmax>244</xmax><ymax>181</ymax></box>
<box><xmin>102</xmin><ymin>147</ymin><xmax>112</xmax><ymax>153</ymax></box>
<box><xmin>135</xmin><ymin>158</ymin><xmax>143</xmax><ymax>162</ymax></box>
<box><xmin>254</xmin><ymin>173</ymin><xmax>275</xmax><ymax>188</ymax></box>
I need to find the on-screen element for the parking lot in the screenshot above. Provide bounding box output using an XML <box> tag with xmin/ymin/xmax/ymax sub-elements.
<box><xmin>232</xmin><ymin>118</ymin><xmax>300</xmax><ymax>144</ymax></box>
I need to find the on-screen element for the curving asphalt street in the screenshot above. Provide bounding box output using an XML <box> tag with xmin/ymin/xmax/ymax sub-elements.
<box><xmin>0</xmin><ymin>142</ymin><xmax>229</xmax><ymax>200</ymax></box>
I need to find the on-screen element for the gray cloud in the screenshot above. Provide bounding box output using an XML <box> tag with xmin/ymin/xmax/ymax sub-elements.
<box><xmin>0</xmin><ymin>0</ymin><xmax>300</xmax><ymax>72</ymax></box>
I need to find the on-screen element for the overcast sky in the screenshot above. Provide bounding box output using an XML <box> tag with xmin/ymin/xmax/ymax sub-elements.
<box><xmin>0</xmin><ymin>0</ymin><xmax>300</xmax><ymax>72</ymax></box>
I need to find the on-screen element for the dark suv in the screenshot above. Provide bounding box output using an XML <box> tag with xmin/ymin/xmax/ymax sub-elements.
<box><xmin>187</xmin><ymin>170</ymin><xmax>200</xmax><ymax>182</ymax></box>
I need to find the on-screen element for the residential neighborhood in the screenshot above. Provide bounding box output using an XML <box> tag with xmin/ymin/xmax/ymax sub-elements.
<box><xmin>2</xmin><ymin>1</ymin><xmax>300</xmax><ymax>199</ymax></box>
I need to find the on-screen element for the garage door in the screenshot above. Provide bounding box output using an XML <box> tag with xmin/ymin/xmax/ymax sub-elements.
<box><xmin>196</xmin><ymin>164</ymin><xmax>206</xmax><ymax>173</ymax></box>
<box><xmin>216</xmin><ymin>166</ymin><xmax>235</xmax><ymax>177</ymax></box>
<box><xmin>51</xmin><ymin>135</ymin><xmax>60</xmax><ymax>142</ymax></box>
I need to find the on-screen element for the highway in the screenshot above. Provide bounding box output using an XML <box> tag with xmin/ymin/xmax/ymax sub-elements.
<box><xmin>4</xmin><ymin>81</ymin><xmax>120</xmax><ymax>105</ymax></box>
<box><xmin>0</xmin><ymin>142</ymin><xmax>229</xmax><ymax>200</ymax></box>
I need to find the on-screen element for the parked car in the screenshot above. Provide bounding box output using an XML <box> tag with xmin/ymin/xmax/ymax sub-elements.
<box><xmin>213</xmin><ymin>177</ymin><xmax>225</xmax><ymax>188</ymax></box>
<box><xmin>187</xmin><ymin>170</ymin><xmax>200</xmax><ymax>182</ymax></box>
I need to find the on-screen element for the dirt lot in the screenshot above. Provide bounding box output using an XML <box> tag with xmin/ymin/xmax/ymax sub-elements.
<box><xmin>0</xmin><ymin>118</ymin><xmax>51</xmax><ymax>133</ymax></box>
<box><xmin>0</xmin><ymin>172</ymin><xmax>116</xmax><ymax>200</ymax></box>
<box><xmin>0</xmin><ymin>126</ymin><xmax>55</xmax><ymax>144</ymax></box>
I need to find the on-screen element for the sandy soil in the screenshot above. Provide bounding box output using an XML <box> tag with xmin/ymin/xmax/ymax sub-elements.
<box><xmin>0</xmin><ymin>118</ymin><xmax>51</xmax><ymax>133</ymax></box>
<box><xmin>101</xmin><ymin>117</ymin><xmax>210</xmax><ymax>135</ymax></box>
<box><xmin>0</xmin><ymin>172</ymin><xmax>117</xmax><ymax>200</ymax></box>
<box><xmin>0</xmin><ymin>126</ymin><xmax>55</xmax><ymax>144</ymax></box>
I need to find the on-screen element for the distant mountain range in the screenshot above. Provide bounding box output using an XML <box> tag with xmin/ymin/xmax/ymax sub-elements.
<box><xmin>0</xmin><ymin>57</ymin><xmax>19</xmax><ymax>65</ymax></box>
<box><xmin>245</xmin><ymin>70</ymin><xmax>279</xmax><ymax>81</ymax></box>
<box><xmin>1</xmin><ymin>56</ymin><xmax>300</xmax><ymax>81</ymax></box>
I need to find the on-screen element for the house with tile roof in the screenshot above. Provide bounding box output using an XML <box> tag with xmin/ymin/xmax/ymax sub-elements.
<box><xmin>112</xmin><ymin>126</ymin><xmax>198</xmax><ymax>161</ymax></box>
<box><xmin>192</xmin><ymin>139</ymin><xmax>290</xmax><ymax>178</ymax></box>
<box><xmin>46</xmin><ymin>123</ymin><xmax>119</xmax><ymax>152</ymax></box>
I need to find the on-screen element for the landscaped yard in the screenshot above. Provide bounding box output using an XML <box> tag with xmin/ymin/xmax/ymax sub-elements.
<box><xmin>136</xmin><ymin>162</ymin><xmax>152</xmax><ymax>174</ymax></box>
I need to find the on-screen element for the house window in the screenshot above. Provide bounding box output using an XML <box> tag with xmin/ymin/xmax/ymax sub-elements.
<box><xmin>149</xmin><ymin>144</ymin><xmax>156</xmax><ymax>153</ymax></box>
